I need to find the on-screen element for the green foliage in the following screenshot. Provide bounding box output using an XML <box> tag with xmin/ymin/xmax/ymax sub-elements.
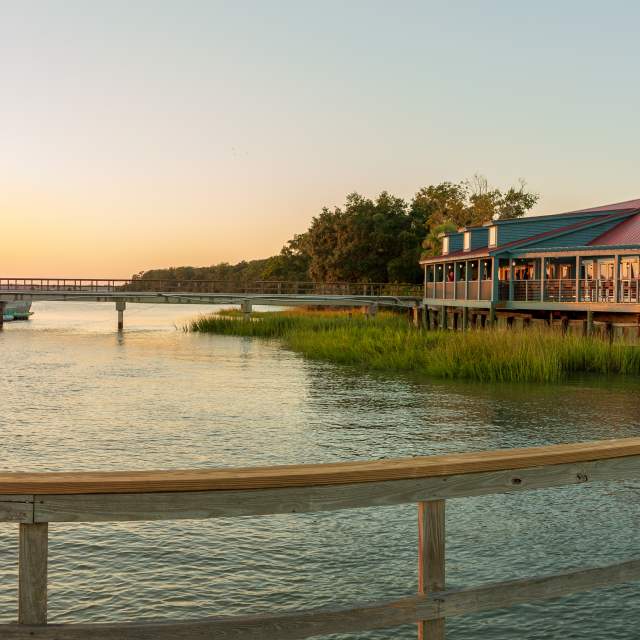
<box><xmin>260</xmin><ymin>234</ymin><xmax>311</xmax><ymax>281</ymax></box>
<box><xmin>132</xmin><ymin>259</ymin><xmax>269</xmax><ymax>286</ymax></box>
<box><xmin>417</xmin><ymin>174</ymin><xmax>539</xmax><ymax>257</ymax></box>
<box><xmin>133</xmin><ymin>174</ymin><xmax>538</xmax><ymax>284</ymax></box>
<box><xmin>189</xmin><ymin>311</ymin><xmax>640</xmax><ymax>383</ymax></box>
<box><xmin>302</xmin><ymin>191</ymin><xmax>424</xmax><ymax>283</ymax></box>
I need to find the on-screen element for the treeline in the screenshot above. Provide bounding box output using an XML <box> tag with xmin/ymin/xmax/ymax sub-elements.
<box><xmin>133</xmin><ymin>175</ymin><xmax>538</xmax><ymax>285</ymax></box>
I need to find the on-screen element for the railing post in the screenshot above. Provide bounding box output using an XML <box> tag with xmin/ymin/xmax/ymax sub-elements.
<box><xmin>19</xmin><ymin>523</ymin><xmax>48</xmax><ymax>625</ymax></box>
<box><xmin>418</xmin><ymin>500</ymin><xmax>445</xmax><ymax>639</ymax></box>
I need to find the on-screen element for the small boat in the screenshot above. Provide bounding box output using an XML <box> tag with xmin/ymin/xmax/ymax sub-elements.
<box><xmin>2</xmin><ymin>301</ymin><xmax>33</xmax><ymax>321</ymax></box>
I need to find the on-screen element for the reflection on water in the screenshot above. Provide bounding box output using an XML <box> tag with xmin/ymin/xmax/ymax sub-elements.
<box><xmin>0</xmin><ymin>301</ymin><xmax>639</xmax><ymax>638</ymax></box>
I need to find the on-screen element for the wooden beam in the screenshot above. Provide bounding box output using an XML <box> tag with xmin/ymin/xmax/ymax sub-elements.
<box><xmin>19</xmin><ymin>523</ymin><xmax>48</xmax><ymax>625</ymax></box>
<box><xmin>32</xmin><ymin>454</ymin><xmax>640</xmax><ymax>523</ymax></box>
<box><xmin>2</xmin><ymin>559</ymin><xmax>639</xmax><ymax>640</ymax></box>
<box><xmin>418</xmin><ymin>500</ymin><xmax>445</xmax><ymax>639</ymax></box>
<box><xmin>0</xmin><ymin>496</ymin><xmax>34</xmax><ymax>523</ymax></box>
<box><xmin>0</xmin><ymin>438</ymin><xmax>638</xmax><ymax>496</ymax></box>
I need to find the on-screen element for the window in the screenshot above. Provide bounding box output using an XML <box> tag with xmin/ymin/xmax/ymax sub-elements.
<box><xmin>442</xmin><ymin>237</ymin><xmax>450</xmax><ymax>255</ymax></box>
<box><xmin>488</xmin><ymin>226</ymin><xmax>498</xmax><ymax>247</ymax></box>
<box><xmin>463</xmin><ymin>232</ymin><xmax>471</xmax><ymax>251</ymax></box>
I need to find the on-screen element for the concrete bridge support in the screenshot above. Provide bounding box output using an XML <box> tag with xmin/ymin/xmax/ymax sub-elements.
<box><xmin>0</xmin><ymin>301</ymin><xmax>5</xmax><ymax>330</ymax></box>
<box><xmin>241</xmin><ymin>300</ymin><xmax>253</xmax><ymax>321</ymax></box>
<box><xmin>115</xmin><ymin>301</ymin><xmax>126</xmax><ymax>332</ymax></box>
<box><xmin>366</xmin><ymin>303</ymin><xmax>379</xmax><ymax>319</ymax></box>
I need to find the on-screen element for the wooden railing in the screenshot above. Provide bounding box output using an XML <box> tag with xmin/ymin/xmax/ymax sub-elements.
<box><xmin>2</xmin><ymin>438</ymin><xmax>640</xmax><ymax>638</ymax></box>
<box><xmin>0</xmin><ymin>279</ymin><xmax>422</xmax><ymax>298</ymax></box>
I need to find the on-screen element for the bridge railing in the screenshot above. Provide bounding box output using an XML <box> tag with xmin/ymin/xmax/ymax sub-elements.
<box><xmin>0</xmin><ymin>279</ymin><xmax>422</xmax><ymax>297</ymax></box>
<box><xmin>2</xmin><ymin>438</ymin><xmax>640</xmax><ymax>638</ymax></box>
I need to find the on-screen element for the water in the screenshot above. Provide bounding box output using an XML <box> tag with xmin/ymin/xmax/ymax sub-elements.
<box><xmin>1</xmin><ymin>301</ymin><xmax>639</xmax><ymax>638</ymax></box>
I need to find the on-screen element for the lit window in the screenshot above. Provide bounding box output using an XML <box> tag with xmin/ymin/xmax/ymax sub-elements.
<box><xmin>488</xmin><ymin>226</ymin><xmax>497</xmax><ymax>246</ymax></box>
<box><xmin>464</xmin><ymin>232</ymin><xmax>471</xmax><ymax>251</ymax></box>
<box><xmin>442</xmin><ymin>237</ymin><xmax>450</xmax><ymax>255</ymax></box>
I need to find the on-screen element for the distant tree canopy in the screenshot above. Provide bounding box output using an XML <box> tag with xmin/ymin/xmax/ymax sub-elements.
<box><xmin>133</xmin><ymin>175</ymin><xmax>539</xmax><ymax>284</ymax></box>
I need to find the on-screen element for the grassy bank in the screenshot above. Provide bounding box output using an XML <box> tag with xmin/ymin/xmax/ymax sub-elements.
<box><xmin>188</xmin><ymin>310</ymin><xmax>640</xmax><ymax>383</ymax></box>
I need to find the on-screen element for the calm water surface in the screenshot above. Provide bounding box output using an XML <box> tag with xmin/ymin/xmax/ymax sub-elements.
<box><xmin>1</xmin><ymin>302</ymin><xmax>639</xmax><ymax>638</ymax></box>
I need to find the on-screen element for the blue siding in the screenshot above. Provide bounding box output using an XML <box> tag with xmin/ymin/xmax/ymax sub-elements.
<box><xmin>524</xmin><ymin>218</ymin><xmax>624</xmax><ymax>250</ymax></box>
<box><xmin>447</xmin><ymin>233</ymin><xmax>464</xmax><ymax>252</ymax></box>
<box><xmin>469</xmin><ymin>228</ymin><xmax>488</xmax><ymax>250</ymax></box>
<box><xmin>494</xmin><ymin>212</ymin><xmax>609</xmax><ymax>246</ymax></box>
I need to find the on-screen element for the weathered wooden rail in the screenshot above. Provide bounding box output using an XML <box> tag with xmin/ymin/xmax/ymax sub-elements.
<box><xmin>2</xmin><ymin>438</ymin><xmax>640</xmax><ymax>638</ymax></box>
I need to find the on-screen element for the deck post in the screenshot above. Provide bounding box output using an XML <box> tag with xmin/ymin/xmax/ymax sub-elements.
<box><xmin>115</xmin><ymin>300</ymin><xmax>126</xmax><ymax>332</ymax></box>
<box><xmin>462</xmin><ymin>305</ymin><xmax>468</xmax><ymax>331</ymax></box>
<box><xmin>587</xmin><ymin>310</ymin><xmax>594</xmax><ymax>336</ymax></box>
<box><xmin>412</xmin><ymin>305</ymin><xmax>420</xmax><ymax>329</ymax></box>
<box><xmin>540</xmin><ymin>257</ymin><xmax>546</xmax><ymax>302</ymax></box>
<box><xmin>418</xmin><ymin>500</ymin><xmax>445</xmax><ymax>640</ymax></box>
<box><xmin>614</xmin><ymin>254</ymin><xmax>621</xmax><ymax>303</ymax></box>
<box><xmin>19</xmin><ymin>523</ymin><xmax>48</xmax><ymax>625</ymax></box>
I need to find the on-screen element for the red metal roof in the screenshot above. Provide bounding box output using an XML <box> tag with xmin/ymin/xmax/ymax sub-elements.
<box><xmin>589</xmin><ymin>213</ymin><xmax>640</xmax><ymax>246</ymax></box>
<box><xmin>566</xmin><ymin>198</ymin><xmax>640</xmax><ymax>214</ymax></box>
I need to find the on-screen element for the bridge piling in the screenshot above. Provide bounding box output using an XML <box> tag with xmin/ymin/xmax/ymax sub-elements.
<box><xmin>0</xmin><ymin>301</ymin><xmax>5</xmax><ymax>330</ymax></box>
<box><xmin>115</xmin><ymin>300</ymin><xmax>126</xmax><ymax>332</ymax></box>
<box><xmin>241</xmin><ymin>300</ymin><xmax>252</xmax><ymax>321</ymax></box>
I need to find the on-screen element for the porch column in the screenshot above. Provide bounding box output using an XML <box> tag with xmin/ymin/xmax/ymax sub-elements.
<box><xmin>613</xmin><ymin>254</ymin><xmax>621</xmax><ymax>303</ymax></box>
<box><xmin>575</xmin><ymin>256</ymin><xmax>581</xmax><ymax>303</ymax></box>
<box><xmin>464</xmin><ymin>261</ymin><xmax>469</xmax><ymax>300</ymax></box>
<box><xmin>491</xmin><ymin>257</ymin><xmax>500</xmax><ymax>303</ymax></box>
<box><xmin>452</xmin><ymin>263</ymin><xmax>457</xmax><ymax>300</ymax></box>
<box><xmin>477</xmin><ymin>260</ymin><xmax>482</xmax><ymax>301</ymax></box>
<box><xmin>423</xmin><ymin>265</ymin><xmax>427</xmax><ymax>299</ymax></box>
<box><xmin>540</xmin><ymin>257</ymin><xmax>546</xmax><ymax>302</ymax></box>
<box><xmin>509</xmin><ymin>259</ymin><xmax>515</xmax><ymax>301</ymax></box>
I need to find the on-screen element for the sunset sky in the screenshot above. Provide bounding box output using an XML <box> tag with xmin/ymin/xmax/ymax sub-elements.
<box><xmin>2</xmin><ymin>1</ymin><xmax>639</xmax><ymax>277</ymax></box>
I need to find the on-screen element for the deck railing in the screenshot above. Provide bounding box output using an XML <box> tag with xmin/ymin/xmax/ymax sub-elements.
<box><xmin>0</xmin><ymin>279</ymin><xmax>422</xmax><ymax>298</ymax></box>
<box><xmin>427</xmin><ymin>279</ymin><xmax>640</xmax><ymax>304</ymax></box>
<box><xmin>425</xmin><ymin>280</ymin><xmax>492</xmax><ymax>301</ymax></box>
<box><xmin>2</xmin><ymin>438</ymin><xmax>640</xmax><ymax>638</ymax></box>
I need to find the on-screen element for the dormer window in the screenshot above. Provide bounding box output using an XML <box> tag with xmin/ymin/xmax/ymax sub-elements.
<box><xmin>488</xmin><ymin>226</ymin><xmax>498</xmax><ymax>247</ymax></box>
<box><xmin>442</xmin><ymin>237</ymin><xmax>450</xmax><ymax>255</ymax></box>
<box><xmin>463</xmin><ymin>232</ymin><xmax>471</xmax><ymax>251</ymax></box>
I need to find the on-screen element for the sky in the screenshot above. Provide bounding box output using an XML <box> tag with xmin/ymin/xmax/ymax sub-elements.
<box><xmin>2</xmin><ymin>0</ymin><xmax>639</xmax><ymax>277</ymax></box>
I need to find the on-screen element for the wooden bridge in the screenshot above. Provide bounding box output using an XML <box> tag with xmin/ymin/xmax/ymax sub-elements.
<box><xmin>0</xmin><ymin>278</ymin><xmax>423</xmax><ymax>331</ymax></box>
<box><xmin>1</xmin><ymin>437</ymin><xmax>639</xmax><ymax>638</ymax></box>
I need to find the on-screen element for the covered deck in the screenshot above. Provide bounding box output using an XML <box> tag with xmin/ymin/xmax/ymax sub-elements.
<box><xmin>423</xmin><ymin>250</ymin><xmax>640</xmax><ymax>312</ymax></box>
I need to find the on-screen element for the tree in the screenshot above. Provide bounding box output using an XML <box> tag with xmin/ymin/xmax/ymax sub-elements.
<box><xmin>422</xmin><ymin>221</ymin><xmax>458</xmax><ymax>257</ymax></box>
<box><xmin>302</xmin><ymin>191</ymin><xmax>423</xmax><ymax>283</ymax></box>
<box><xmin>261</xmin><ymin>233</ymin><xmax>311</xmax><ymax>281</ymax></box>
<box><xmin>416</xmin><ymin>175</ymin><xmax>538</xmax><ymax>256</ymax></box>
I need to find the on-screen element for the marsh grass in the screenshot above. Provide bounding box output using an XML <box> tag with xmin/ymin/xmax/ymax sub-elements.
<box><xmin>189</xmin><ymin>310</ymin><xmax>640</xmax><ymax>383</ymax></box>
